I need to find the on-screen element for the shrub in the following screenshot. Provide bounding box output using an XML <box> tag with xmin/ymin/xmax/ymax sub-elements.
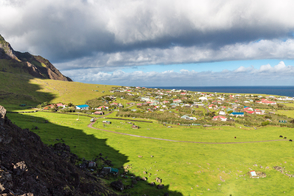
<box><xmin>261</xmin><ymin>121</ymin><xmax>270</xmax><ymax>126</ymax></box>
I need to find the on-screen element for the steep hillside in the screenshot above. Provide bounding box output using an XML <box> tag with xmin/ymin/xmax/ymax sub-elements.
<box><xmin>0</xmin><ymin>105</ymin><xmax>117</xmax><ymax>195</ymax></box>
<box><xmin>0</xmin><ymin>71</ymin><xmax>117</xmax><ymax>109</ymax></box>
<box><xmin>0</xmin><ymin>34</ymin><xmax>71</xmax><ymax>81</ymax></box>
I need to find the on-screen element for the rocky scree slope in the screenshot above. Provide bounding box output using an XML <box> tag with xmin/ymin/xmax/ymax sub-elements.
<box><xmin>0</xmin><ymin>105</ymin><xmax>117</xmax><ymax>196</ymax></box>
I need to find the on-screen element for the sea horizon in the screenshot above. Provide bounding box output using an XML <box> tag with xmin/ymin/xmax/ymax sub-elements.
<box><xmin>147</xmin><ymin>86</ymin><xmax>294</xmax><ymax>97</ymax></box>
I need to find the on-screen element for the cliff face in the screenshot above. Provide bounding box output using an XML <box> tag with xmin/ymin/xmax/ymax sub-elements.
<box><xmin>0</xmin><ymin>106</ymin><xmax>116</xmax><ymax>196</ymax></box>
<box><xmin>0</xmin><ymin>35</ymin><xmax>72</xmax><ymax>81</ymax></box>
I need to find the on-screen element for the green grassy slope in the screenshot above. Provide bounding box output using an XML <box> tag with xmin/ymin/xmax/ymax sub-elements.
<box><xmin>7</xmin><ymin>111</ymin><xmax>294</xmax><ymax>196</ymax></box>
<box><xmin>0</xmin><ymin>72</ymin><xmax>117</xmax><ymax>110</ymax></box>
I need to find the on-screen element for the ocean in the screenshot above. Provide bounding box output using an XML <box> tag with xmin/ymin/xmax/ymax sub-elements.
<box><xmin>147</xmin><ymin>86</ymin><xmax>294</xmax><ymax>97</ymax></box>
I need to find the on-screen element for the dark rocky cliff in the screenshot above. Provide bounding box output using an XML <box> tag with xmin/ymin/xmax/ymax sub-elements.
<box><xmin>0</xmin><ymin>35</ymin><xmax>72</xmax><ymax>81</ymax></box>
<box><xmin>0</xmin><ymin>106</ymin><xmax>116</xmax><ymax>196</ymax></box>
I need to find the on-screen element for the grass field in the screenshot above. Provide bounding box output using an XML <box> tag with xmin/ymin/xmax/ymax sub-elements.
<box><xmin>7</xmin><ymin>111</ymin><xmax>294</xmax><ymax>195</ymax></box>
<box><xmin>276</xmin><ymin>110</ymin><xmax>294</xmax><ymax>118</ymax></box>
<box><xmin>0</xmin><ymin>72</ymin><xmax>117</xmax><ymax>110</ymax></box>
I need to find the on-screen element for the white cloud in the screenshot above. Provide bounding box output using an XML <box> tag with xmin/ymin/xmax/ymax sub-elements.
<box><xmin>63</xmin><ymin>61</ymin><xmax>294</xmax><ymax>86</ymax></box>
<box><xmin>0</xmin><ymin>0</ymin><xmax>293</xmax><ymax>68</ymax></box>
<box><xmin>56</xmin><ymin>39</ymin><xmax>293</xmax><ymax>71</ymax></box>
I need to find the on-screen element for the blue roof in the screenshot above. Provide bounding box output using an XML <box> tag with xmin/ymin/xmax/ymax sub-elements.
<box><xmin>244</xmin><ymin>106</ymin><xmax>249</xmax><ymax>108</ymax></box>
<box><xmin>231</xmin><ymin>112</ymin><xmax>244</xmax><ymax>115</ymax></box>
<box><xmin>76</xmin><ymin>104</ymin><xmax>89</xmax><ymax>108</ymax></box>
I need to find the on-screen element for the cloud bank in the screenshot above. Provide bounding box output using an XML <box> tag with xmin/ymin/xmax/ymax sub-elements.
<box><xmin>0</xmin><ymin>0</ymin><xmax>293</xmax><ymax>69</ymax></box>
<box><xmin>63</xmin><ymin>61</ymin><xmax>294</xmax><ymax>86</ymax></box>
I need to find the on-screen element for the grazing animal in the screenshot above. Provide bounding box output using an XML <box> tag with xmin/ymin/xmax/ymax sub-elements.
<box><xmin>289</xmin><ymin>139</ymin><xmax>292</xmax><ymax>142</ymax></box>
<box><xmin>234</xmin><ymin>137</ymin><xmax>236</xmax><ymax>139</ymax></box>
<box><xmin>284</xmin><ymin>137</ymin><xmax>287</xmax><ymax>139</ymax></box>
<box><xmin>279</xmin><ymin>135</ymin><xmax>283</xmax><ymax>137</ymax></box>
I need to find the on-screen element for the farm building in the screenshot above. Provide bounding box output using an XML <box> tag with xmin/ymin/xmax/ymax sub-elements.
<box><xmin>103</xmin><ymin>121</ymin><xmax>111</xmax><ymax>124</ymax></box>
<box><xmin>132</xmin><ymin>125</ymin><xmax>139</xmax><ymax>129</ymax></box>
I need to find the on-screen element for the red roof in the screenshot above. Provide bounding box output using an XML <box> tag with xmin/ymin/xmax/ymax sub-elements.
<box><xmin>213</xmin><ymin>116</ymin><xmax>226</xmax><ymax>119</ymax></box>
<box><xmin>245</xmin><ymin>111</ymin><xmax>254</xmax><ymax>114</ymax></box>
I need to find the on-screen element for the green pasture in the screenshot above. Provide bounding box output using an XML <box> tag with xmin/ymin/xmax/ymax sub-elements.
<box><xmin>276</xmin><ymin>110</ymin><xmax>294</xmax><ymax>118</ymax></box>
<box><xmin>0</xmin><ymin>72</ymin><xmax>117</xmax><ymax>110</ymax></box>
<box><xmin>7</xmin><ymin>111</ymin><xmax>294</xmax><ymax>196</ymax></box>
<box><xmin>93</xmin><ymin>117</ymin><xmax>293</xmax><ymax>143</ymax></box>
<box><xmin>30</xmin><ymin>78</ymin><xmax>117</xmax><ymax>105</ymax></box>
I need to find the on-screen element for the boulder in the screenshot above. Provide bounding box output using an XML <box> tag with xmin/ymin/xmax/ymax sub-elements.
<box><xmin>156</xmin><ymin>177</ymin><xmax>162</xmax><ymax>183</ymax></box>
<box><xmin>110</xmin><ymin>180</ymin><xmax>124</xmax><ymax>191</ymax></box>
<box><xmin>0</xmin><ymin>105</ymin><xmax>6</xmax><ymax>126</ymax></box>
<box><xmin>132</xmin><ymin>180</ymin><xmax>137</xmax><ymax>185</ymax></box>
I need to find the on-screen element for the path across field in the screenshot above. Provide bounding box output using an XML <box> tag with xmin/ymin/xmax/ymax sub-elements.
<box><xmin>104</xmin><ymin>117</ymin><xmax>153</xmax><ymax>123</ymax></box>
<box><xmin>88</xmin><ymin>121</ymin><xmax>287</xmax><ymax>144</ymax></box>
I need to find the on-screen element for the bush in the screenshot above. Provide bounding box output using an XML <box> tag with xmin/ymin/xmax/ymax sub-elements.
<box><xmin>261</xmin><ymin>121</ymin><xmax>270</xmax><ymax>126</ymax></box>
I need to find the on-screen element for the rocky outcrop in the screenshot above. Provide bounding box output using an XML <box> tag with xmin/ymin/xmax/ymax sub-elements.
<box><xmin>0</xmin><ymin>34</ymin><xmax>72</xmax><ymax>81</ymax></box>
<box><xmin>0</xmin><ymin>105</ymin><xmax>116</xmax><ymax>195</ymax></box>
<box><xmin>0</xmin><ymin>36</ymin><xmax>20</xmax><ymax>61</ymax></box>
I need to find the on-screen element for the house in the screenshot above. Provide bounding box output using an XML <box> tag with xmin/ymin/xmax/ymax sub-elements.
<box><xmin>255</xmin><ymin>109</ymin><xmax>264</xmax><ymax>115</ymax></box>
<box><xmin>162</xmin><ymin>100</ymin><xmax>169</xmax><ymax>104</ymax></box>
<box><xmin>245</xmin><ymin>110</ymin><xmax>254</xmax><ymax>114</ymax></box>
<box><xmin>212</xmin><ymin>116</ymin><xmax>227</xmax><ymax>121</ymax></box>
<box><xmin>141</xmin><ymin>97</ymin><xmax>151</xmax><ymax>102</ymax></box>
<box><xmin>56</xmin><ymin>103</ymin><xmax>66</xmax><ymax>108</ymax></box>
<box><xmin>181</xmin><ymin>115</ymin><xmax>190</xmax><ymax>120</ymax></box>
<box><xmin>173</xmin><ymin>99</ymin><xmax>182</xmax><ymax>103</ymax></box>
<box><xmin>96</xmin><ymin>106</ymin><xmax>108</xmax><ymax>110</ymax></box>
<box><xmin>256</xmin><ymin>99</ymin><xmax>277</xmax><ymax>105</ymax></box>
<box><xmin>219</xmin><ymin>111</ymin><xmax>226</xmax><ymax>115</ymax></box>
<box><xmin>94</xmin><ymin>111</ymin><xmax>104</xmax><ymax>115</ymax></box>
<box><xmin>76</xmin><ymin>104</ymin><xmax>89</xmax><ymax>110</ymax></box>
<box><xmin>208</xmin><ymin>104</ymin><xmax>217</xmax><ymax>109</ymax></box>
<box><xmin>199</xmin><ymin>97</ymin><xmax>207</xmax><ymax>101</ymax></box>
<box><xmin>230</xmin><ymin>112</ymin><xmax>244</xmax><ymax>117</ymax></box>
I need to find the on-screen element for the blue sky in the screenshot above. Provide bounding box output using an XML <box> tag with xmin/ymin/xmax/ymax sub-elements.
<box><xmin>122</xmin><ymin>59</ymin><xmax>295</xmax><ymax>73</ymax></box>
<box><xmin>0</xmin><ymin>0</ymin><xmax>293</xmax><ymax>86</ymax></box>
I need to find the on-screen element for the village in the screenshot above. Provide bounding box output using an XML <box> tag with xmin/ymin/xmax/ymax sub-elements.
<box><xmin>39</xmin><ymin>86</ymin><xmax>294</xmax><ymax>129</ymax></box>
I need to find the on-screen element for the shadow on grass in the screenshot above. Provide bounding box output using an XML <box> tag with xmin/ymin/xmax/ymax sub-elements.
<box><xmin>0</xmin><ymin>72</ymin><xmax>56</xmax><ymax>110</ymax></box>
<box><xmin>6</xmin><ymin>112</ymin><xmax>183</xmax><ymax>196</ymax></box>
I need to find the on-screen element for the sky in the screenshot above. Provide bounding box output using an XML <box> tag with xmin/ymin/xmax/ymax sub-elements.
<box><xmin>0</xmin><ymin>0</ymin><xmax>294</xmax><ymax>86</ymax></box>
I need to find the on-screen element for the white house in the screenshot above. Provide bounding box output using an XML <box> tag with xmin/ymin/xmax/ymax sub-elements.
<box><xmin>212</xmin><ymin>116</ymin><xmax>227</xmax><ymax>121</ymax></box>
<box><xmin>219</xmin><ymin>111</ymin><xmax>226</xmax><ymax>115</ymax></box>
<box><xmin>199</xmin><ymin>97</ymin><xmax>208</xmax><ymax>101</ymax></box>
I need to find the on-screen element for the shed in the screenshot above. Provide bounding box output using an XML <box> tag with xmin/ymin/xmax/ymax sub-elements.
<box><xmin>250</xmin><ymin>170</ymin><xmax>257</xmax><ymax>177</ymax></box>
